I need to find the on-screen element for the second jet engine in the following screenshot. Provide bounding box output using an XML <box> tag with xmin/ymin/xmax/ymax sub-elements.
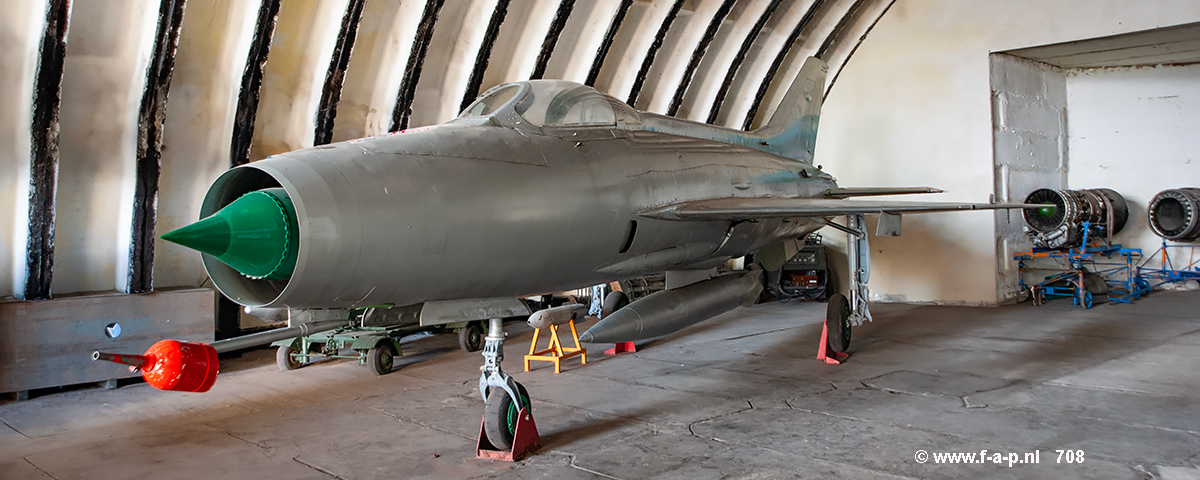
<box><xmin>1022</xmin><ymin>188</ymin><xmax>1128</xmax><ymax>249</ymax></box>
<box><xmin>1148</xmin><ymin>188</ymin><xmax>1200</xmax><ymax>242</ymax></box>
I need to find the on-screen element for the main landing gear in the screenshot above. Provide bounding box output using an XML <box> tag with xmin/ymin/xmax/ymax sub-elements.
<box><xmin>819</xmin><ymin>214</ymin><xmax>875</xmax><ymax>363</ymax></box>
<box><xmin>477</xmin><ymin>318</ymin><xmax>541</xmax><ymax>460</ymax></box>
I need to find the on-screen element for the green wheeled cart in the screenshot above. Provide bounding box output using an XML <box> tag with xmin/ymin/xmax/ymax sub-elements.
<box><xmin>271</xmin><ymin>306</ymin><xmax>485</xmax><ymax>375</ymax></box>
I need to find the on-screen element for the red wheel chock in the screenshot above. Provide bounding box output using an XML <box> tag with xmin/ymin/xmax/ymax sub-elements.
<box><xmin>476</xmin><ymin>407</ymin><xmax>542</xmax><ymax>461</ymax></box>
<box><xmin>816</xmin><ymin>321</ymin><xmax>849</xmax><ymax>365</ymax></box>
<box><xmin>604</xmin><ymin>341</ymin><xmax>637</xmax><ymax>355</ymax></box>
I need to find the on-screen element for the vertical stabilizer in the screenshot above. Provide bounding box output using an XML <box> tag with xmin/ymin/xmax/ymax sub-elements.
<box><xmin>753</xmin><ymin>57</ymin><xmax>828</xmax><ymax>163</ymax></box>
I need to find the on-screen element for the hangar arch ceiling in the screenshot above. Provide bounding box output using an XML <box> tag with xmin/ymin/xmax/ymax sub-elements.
<box><xmin>2</xmin><ymin>0</ymin><xmax>895</xmax><ymax>299</ymax></box>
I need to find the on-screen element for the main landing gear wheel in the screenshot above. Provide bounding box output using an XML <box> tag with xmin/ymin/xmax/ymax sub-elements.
<box><xmin>368</xmin><ymin>341</ymin><xmax>396</xmax><ymax>376</ymax></box>
<box><xmin>826</xmin><ymin>293</ymin><xmax>852</xmax><ymax>353</ymax></box>
<box><xmin>483</xmin><ymin>382</ymin><xmax>530</xmax><ymax>451</ymax></box>
<box><xmin>459</xmin><ymin>322</ymin><xmax>484</xmax><ymax>352</ymax></box>
<box><xmin>601</xmin><ymin>291</ymin><xmax>629</xmax><ymax>318</ymax></box>
<box><xmin>1081</xmin><ymin>270</ymin><xmax>1108</xmax><ymax>305</ymax></box>
<box><xmin>276</xmin><ymin>344</ymin><xmax>301</xmax><ymax>371</ymax></box>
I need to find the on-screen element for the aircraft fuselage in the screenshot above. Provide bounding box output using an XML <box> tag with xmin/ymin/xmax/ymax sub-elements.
<box><xmin>203</xmin><ymin>119</ymin><xmax>832</xmax><ymax>309</ymax></box>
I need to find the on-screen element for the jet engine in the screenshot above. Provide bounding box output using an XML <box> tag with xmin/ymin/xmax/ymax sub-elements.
<box><xmin>1022</xmin><ymin>188</ymin><xmax>1128</xmax><ymax>249</ymax></box>
<box><xmin>1148</xmin><ymin>188</ymin><xmax>1200</xmax><ymax>242</ymax></box>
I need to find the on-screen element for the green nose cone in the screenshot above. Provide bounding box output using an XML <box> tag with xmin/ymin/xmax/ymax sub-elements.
<box><xmin>161</xmin><ymin>188</ymin><xmax>298</xmax><ymax>280</ymax></box>
<box><xmin>1037</xmin><ymin>205</ymin><xmax>1057</xmax><ymax>218</ymax></box>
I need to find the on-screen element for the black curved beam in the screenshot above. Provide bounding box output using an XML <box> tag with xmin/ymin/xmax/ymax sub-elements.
<box><xmin>223</xmin><ymin>0</ymin><xmax>281</xmax><ymax>340</ymax></box>
<box><xmin>128</xmin><ymin>0</ymin><xmax>187</xmax><ymax>294</ymax></box>
<box><xmin>460</xmin><ymin>0</ymin><xmax>511</xmax><ymax>111</ymax></box>
<box><xmin>706</xmin><ymin>0</ymin><xmax>782</xmax><ymax>125</ymax></box>
<box><xmin>666</xmin><ymin>0</ymin><xmax>736</xmax><ymax>117</ymax></box>
<box><xmin>626</xmin><ymin>0</ymin><xmax>684</xmax><ymax>106</ymax></box>
<box><xmin>530</xmin><ymin>0</ymin><xmax>575</xmax><ymax>80</ymax></box>
<box><xmin>741</xmin><ymin>0</ymin><xmax>825</xmax><ymax>131</ymax></box>
<box><xmin>815</xmin><ymin>0</ymin><xmax>866</xmax><ymax>60</ymax></box>
<box><xmin>391</xmin><ymin>0</ymin><xmax>445</xmax><ymax>132</ymax></box>
<box><xmin>313</xmin><ymin>0</ymin><xmax>366</xmax><ymax>146</ymax></box>
<box><xmin>584</xmin><ymin>0</ymin><xmax>633</xmax><ymax>87</ymax></box>
<box><xmin>230</xmin><ymin>0</ymin><xmax>281</xmax><ymax>167</ymax></box>
<box><xmin>24</xmin><ymin>0</ymin><xmax>72</xmax><ymax>300</ymax></box>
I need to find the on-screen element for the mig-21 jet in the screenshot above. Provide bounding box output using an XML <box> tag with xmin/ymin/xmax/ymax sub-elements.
<box><xmin>97</xmin><ymin>58</ymin><xmax>1032</xmax><ymax>451</ymax></box>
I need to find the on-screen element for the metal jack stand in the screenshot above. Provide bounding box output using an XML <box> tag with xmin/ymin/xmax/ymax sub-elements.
<box><xmin>524</xmin><ymin>320</ymin><xmax>587</xmax><ymax>373</ymax></box>
<box><xmin>476</xmin><ymin>318</ymin><xmax>541</xmax><ymax>461</ymax></box>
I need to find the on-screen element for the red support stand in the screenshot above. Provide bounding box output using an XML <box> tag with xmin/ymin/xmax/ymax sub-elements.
<box><xmin>604</xmin><ymin>341</ymin><xmax>637</xmax><ymax>355</ymax></box>
<box><xmin>816</xmin><ymin>321</ymin><xmax>849</xmax><ymax>365</ymax></box>
<box><xmin>476</xmin><ymin>407</ymin><xmax>542</xmax><ymax>461</ymax></box>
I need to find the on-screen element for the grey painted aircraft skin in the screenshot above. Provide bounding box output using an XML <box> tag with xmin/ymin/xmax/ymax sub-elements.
<box><xmin>204</xmin><ymin>66</ymin><xmax>834</xmax><ymax>310</ymax></box>
<box><xmin>186</xmin><ymin>56</ymin><xmax>1028</xmax><ymax>341</ymax></box>
<box><xmin>135</xmin><ymin>58</ymin><xmax>1036</xmax><ymax>451</ymax></box>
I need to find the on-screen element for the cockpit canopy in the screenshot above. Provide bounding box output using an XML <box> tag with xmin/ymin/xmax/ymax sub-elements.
<box><xmin>459</xmin><ymin>80</ymin><xmax>640</xmax><ymax>128</ymax></box>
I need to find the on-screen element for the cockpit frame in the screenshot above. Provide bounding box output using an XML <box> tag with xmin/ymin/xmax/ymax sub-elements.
<box><xmin>458</xmin><ymin>80</ymin><xmax>641</xmax><ymax>131</ymax></box>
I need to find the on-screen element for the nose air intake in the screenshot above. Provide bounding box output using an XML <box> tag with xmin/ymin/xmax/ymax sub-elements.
<box><xmin>162</xmin><ymin>187</ymin><xmax>299</xmax><ymax>280</ymax></box>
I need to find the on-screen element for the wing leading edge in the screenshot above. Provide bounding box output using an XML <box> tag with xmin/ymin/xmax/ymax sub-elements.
<box><xmin>639</xmin><ymin>197</ymin><xmax>1037</xmax><ymax>222</ymax></box>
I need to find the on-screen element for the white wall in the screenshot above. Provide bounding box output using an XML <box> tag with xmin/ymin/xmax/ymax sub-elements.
<box><xmin>250</xmin><ymin>0</ymin><xmax>348</xmax><ymax>159</ymax></box>
<box><xmin>53</xmin><ymin>0</ymin><xmax>159</xmax><ymax>295</ymax></box>
<box><xmin>0</xmin><ymin>0</ymin><xmax>47</xmax><ymax>299</ymax></box>
<box><xmin>1066</xmin><ymin>64</ymin><xmax>1200</xmax><ymax>260</ymax></box>
<box><xmin>817</xmin><ymin>0</ymin><xmax>1200</xmax><ymax>305</ymax></box>
<box><xmin>153</xmin><ymin>0</ymin><xmax>262</xmax><ymax>289</ymax></box>
<box><xmin>332</xmin><ymin>0</ymin><xmax>426</xmax><ymax>141</ymax></box>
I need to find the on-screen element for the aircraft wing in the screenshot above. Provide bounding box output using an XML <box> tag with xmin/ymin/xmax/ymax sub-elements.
<box><xmin>639</xmin><ymin>197</ymin><xmax>1037</xmax><ymax>221</ymax></box>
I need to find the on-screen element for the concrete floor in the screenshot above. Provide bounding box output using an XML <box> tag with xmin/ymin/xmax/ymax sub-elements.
<box><xmin>3</xmin><ymin>292</ymin><xmax>1200</xmax><ymax>479</ymax></box>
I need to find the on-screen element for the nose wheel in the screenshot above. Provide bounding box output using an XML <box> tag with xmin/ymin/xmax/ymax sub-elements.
<box><xmin>483</xmin><ymin>382</ymin><xmax>530</xmax><ymax>450</ymax></box>
<box><xmin>477</xmin><ymin>318</ymin><xmax>541</xmax><ymax>460</ymax></box>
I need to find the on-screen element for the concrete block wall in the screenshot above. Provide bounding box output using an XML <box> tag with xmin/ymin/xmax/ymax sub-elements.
<box><xmin>990</xmin><ymin>53</ymin><xmax>1068</xmax><ymax>302</ymax></box>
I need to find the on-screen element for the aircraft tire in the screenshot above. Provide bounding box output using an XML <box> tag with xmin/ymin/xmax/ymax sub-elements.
<box><xmin>277</xmin><ymin>345</ymin><xmax>302</xmax><ymax>371</ymax></box>
<box><xmin>459</xmin><ymin>322</ymin><xmax>484</xmax><ymax>352</ymax></box>
<box><xmin>368</xmin><ymin>341</ymin><xmax>396</xmax><ymax>376</ymax></box>
<box><xmin>826</xmin><ymin>293</ymin><xmax>851</xmax><ymax>353</ymax></box>
<box><xmin>1081</xmin><ymin>270</ymin><xmax>1108</xmax><ymax>301</ymax></box>
<box><xmin>601</xmin><ymin>291</ymin><xmax>629</xmax><ymax>318</ymax></box>
<box><xmin>484</xmin><ymin>382</ymin><xmax>530</xmax><ymax>451</ymax></box>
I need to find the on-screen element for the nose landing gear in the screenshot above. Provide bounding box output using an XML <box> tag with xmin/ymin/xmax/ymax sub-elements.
<box><xmin>476</xmin><ymin>318</ymin><xmax>541</xmax><ymax>460</ymax></box>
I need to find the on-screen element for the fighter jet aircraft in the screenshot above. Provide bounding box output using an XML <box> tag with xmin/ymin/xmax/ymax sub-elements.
<box><xmin>98</xmin><ymin>57</ymin><xmax>1031</xmax><ymax>451</ymax></box>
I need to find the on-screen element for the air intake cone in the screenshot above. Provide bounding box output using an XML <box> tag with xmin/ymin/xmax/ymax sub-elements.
<box><xmin>162</xmin><ymin>188</ymin><xmax>298</xmax><ymax>280</ymax></box>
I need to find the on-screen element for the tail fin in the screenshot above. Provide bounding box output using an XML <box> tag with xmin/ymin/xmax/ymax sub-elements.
<box><xmin>753</xmin><ymin>57</ymin><xmax>828</xmax><ymax>163</ymax></box>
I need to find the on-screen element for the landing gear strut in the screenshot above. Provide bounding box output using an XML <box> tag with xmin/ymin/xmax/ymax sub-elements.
<box><xmin>477</xmin><ymin>318</ymin><xmax>540</xmax><ymax>457</ymax></box>
<box><xmin>820</xmin><ymin>214</ymin><xmax>874</xmax><ymax>359</ymax></box>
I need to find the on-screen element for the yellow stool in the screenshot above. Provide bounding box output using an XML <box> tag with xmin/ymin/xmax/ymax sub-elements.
<box><xmin>523</xmin><ymin>320</ymin><xmax>587</xmax><ymax>373</ymax></box>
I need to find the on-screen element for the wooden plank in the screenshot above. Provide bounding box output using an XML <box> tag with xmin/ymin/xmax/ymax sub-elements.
<box><xmin>129</xmin><ymin>0</ymin><xmax>188</xmax><ymax>294</ymax></box>
<box><xmin>626</xmin><ymin>0</ymin><xmax>684</xmax><ymax>106</ymax></box>
<box><xmin>0</xmin><ymin>289</ymin><xmax>214</xmax><ymax>393</ymax></box>
<box><xmin>25</xmin><ymin>0</ymin><xmax>73</xmax><ymax>300</ymax></box>
<box><xmin>391</xmin><ymin>0</ymin><xmax>446</xmax><ymax>132</ymax></box>
<box><xmin>530</xmin><ymin>0</ymin><xmax>576</xmax><ymax>80</ymax></box>
<box><xmin>707</xmin><ymin>0</ymin><xmax>784</xmax><ymax>124</ymax></box>
<box><xmin>742</xmin><ymin>0</ymin><xmax>826</xmax><ymax>130</ymax></box>
<box><xmin>585</xmin><ymin>0</ymin><xmax>633</xmax><ymax>87</ymax></box>
<box><xmin>230</xmin><ymin>0</ymin><xmax>282</xmax><ymax>167</ymax></box>
<box><xmin>667</xmin><ymin>0</ymin><xmax>736</xmax><ymax>117</ymax></box>
<box><xmin>313</xmin><ymin>0</ymin><xmax>367</xmax><ymax>146</ymax></box>
<box><xmin>460</xmin><ymin>0</ymin><xmax>512</xmax><ymax>111</ymax></box>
